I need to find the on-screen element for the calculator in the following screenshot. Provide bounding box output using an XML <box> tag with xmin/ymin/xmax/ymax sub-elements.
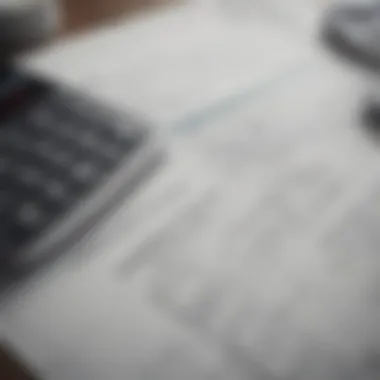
<box><xmin>0</xmin><ymin>66</ymin><xmax>163</xmax><ymax>274</ymax></box>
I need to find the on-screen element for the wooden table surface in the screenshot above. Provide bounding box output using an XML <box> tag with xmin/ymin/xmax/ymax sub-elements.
<box><xmin>62</xmin><ymin>0</ymin><xmax>171</xmax><ymax>34</ymax></box>
<box><xmin>0</xmin><ymin>346</ymin><xmax>38</xmax><ymax>380</ymax></box>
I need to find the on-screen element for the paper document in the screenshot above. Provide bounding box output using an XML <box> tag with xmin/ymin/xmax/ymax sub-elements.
<box><xmin>6</xmin><ymin>1</ymin><xmax>380</xmax><ymax>379</ymax></box>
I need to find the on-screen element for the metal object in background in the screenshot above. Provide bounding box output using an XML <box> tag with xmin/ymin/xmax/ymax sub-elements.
<box><xmin>0</xmin><ymin>0</ymin><xmax>60</xmax><ymax>60</ymax></box>
<box><xmin>322</xmin><ymin>0</ymin><xmax>380</xmax><ymax>127</ymax></box>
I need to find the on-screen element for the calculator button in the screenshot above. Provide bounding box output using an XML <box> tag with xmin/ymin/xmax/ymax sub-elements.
<box><xmin>0</xmin><ymin>156</ymin><xmax>9</xmax><ymax>175</ymax></box>
<box><xmin>78</xmin><ymin>130</ymin><xmax>99</xmax><ymax>150</ymax></box>
<box><xmin>120</xmin><ymin>135</ymin><xmax>141</xmax><ymax>154</ymax></box>
<box><xmin>100</xmin><ymin>144</ymin><xmax>124</xmax><ymax>163</ymax></box>
<box><xmin>8</xmin><ymin>225</ymin><xmax>34</xmax><ymax>248</ymax></box>
<box><xmin>0</xmin><ymin>191</ymin><xmax>11</xmax><ymax>216</ymax></box>
<box><xmin>14</xmin><ymin>202</ymin><xmax>49</xmax><ymax>231</ymax></box>
<box><xmin>51</xmin><ymin>149</ymin><xmax>74</xmax><ymax>169</ymax></box>
<box><xmin>35</xmin><ymin>140</ymin><xmax>57</xmax><ymax>159</ymax></box>
<box><xmin>58</xmin><ymin>123</ymin><xmax>81</xmax><ymax>141</ymax></box>
<box><xmin>5</xmin><ymin>130</ymin><xmax>29</xmax><ymax>150</ymax></box>
<box><xmin>0</xmin><ymin>229</ymin><xmax>15</xmax><ymax>257</ymax></box>
<box><xmin>31</xmin><ymin>107</ymin><xmax>55</xmax><ymax>127</ymax></box>
<box><xmin>72</xmin><ymin>162</ymin><xmax>101</xmax><ymax>185</ymax></box>
<box><xmin>17</xmin><ymin>167</ymin><xmax>44</xmax><ymax>188</ymax></box>
<box><xmin>44</xmin><ymin>180</ymin><xmax>68</xmax><ymax>203</ymax></box>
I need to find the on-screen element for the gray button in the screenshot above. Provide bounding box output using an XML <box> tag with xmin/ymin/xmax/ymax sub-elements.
<box><xmin>79</xmin><ymin>131</ymin><xmax>99</xmax><ymax>149</ymax></box>
<box><xmin>32</xmin><ymin>107</ymin><xmax>53</xmax><ymax>127</ymax></box>
<box><xmin>18</xmin><ymin>166</ymin><xmax>43</xmax><ymax>187</ymax></box>
<box><xmin>102</xmin><ymin>144</ymin><xmax>122</xmax><ymax>161</ymax></box>
<box><xmin>6</xmin><ymin>130</ymin><xmax>28</xmax><ymax>149</ymax></box>
<box><xmin>52</xmin><ymin>150</ymin><xmax>73</xmax><ymax>168</ymax></box>
<box><xmin>60</xmin><ymin>123</ymin><xmax>80</xmax><ymax>140</ymax></box>
<box><xmin>15</xmin><ymin>202</ymin><xmax>46</xmax><ymax>229</ymax></box>
<box><xmin>35</xmin><ymin>140</ymin><xmax>56</xmax><ymax>159</ymax></box>
<box><xmin>45</xmin><ymin>180</ymin><xmax>67</xmax><ymax>201</ymax></box>
<box><xmin>72</xmin><ymin>162</ymin><xmax>99</xmax><ymax>183</ymax></box>
<box><xmin>0</xmin><ymin>156</ymin><xmax>9</xmax><ymax>175</ymax></box>
<box><xmin>0</xmin><ymin>191</ymin><xmax>10</xmax><ymax>214</ymax></box>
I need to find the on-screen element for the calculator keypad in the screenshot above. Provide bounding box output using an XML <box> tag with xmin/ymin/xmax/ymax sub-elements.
<box><xmin>0</xmin><ymin>85</ymin><xmax>143</xmax><ymax>260</ymax></box>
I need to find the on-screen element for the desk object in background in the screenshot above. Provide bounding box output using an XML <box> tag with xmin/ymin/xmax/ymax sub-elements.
<box><xmin>0</xmin><ymin>345</ymin><xmax>37</xmax><ymax>380</ymax></box>
<box><xmin>322</xmin><ymin>0</ymin><xmax>380</xmax><ymax>128</ymax></box>
<box><xmin>62</xmin><ymin>0</ymin><xmax>174</xmax><ymax>35</ymax></box>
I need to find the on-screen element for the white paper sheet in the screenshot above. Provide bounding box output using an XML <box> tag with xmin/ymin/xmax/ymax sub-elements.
<box><xmin>5</xmin><ymin>2</ymin><xmax>380</xmax><ymax>380</ymax></box>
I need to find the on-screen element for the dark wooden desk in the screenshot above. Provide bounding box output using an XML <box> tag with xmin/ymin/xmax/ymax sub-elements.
<box><xmin>62</xmin><ymin>0</ymin><xmax>171</xmax><ymax>34</ymax></box>
<box><xmin>0</xmin><ymin>345</ymin><xmax>37</xmax><ymax>380</ymax></box>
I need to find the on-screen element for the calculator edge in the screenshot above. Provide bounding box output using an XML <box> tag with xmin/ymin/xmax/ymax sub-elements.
<box><xmin>9</xmin><ymin>127</ymin><xmax>164</xmax><ymax>271</ymax></box>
